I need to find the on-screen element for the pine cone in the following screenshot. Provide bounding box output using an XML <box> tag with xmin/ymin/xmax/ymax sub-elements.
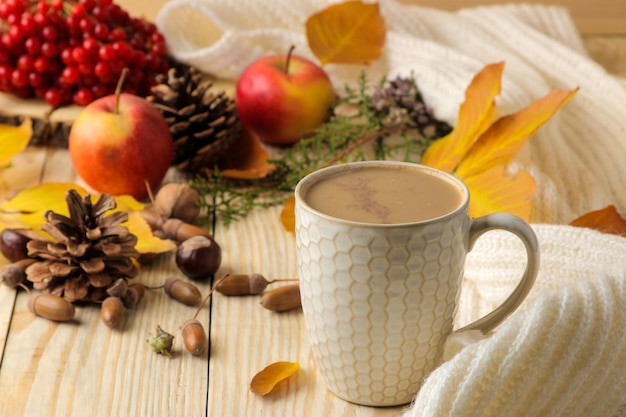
<box><xmin>25</xmin><ymin>190</ymin><xmax>139</xmax><ymax>303</ymax></box>
<box><xmin>147</xmin><ymin>65</ymin><xmax>242</xmax><ymax>173</ymax></box>
<box><xmin>369</xmin><ymin>76</ymin><xmax>452</xmax><ymax>139</ymax></box>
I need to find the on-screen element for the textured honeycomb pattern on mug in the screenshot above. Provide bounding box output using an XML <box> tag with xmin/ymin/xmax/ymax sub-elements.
<box><xmin>296</xmin><ymin>207</ymin><xmax>467</xmax><ymax>406</ymax></box>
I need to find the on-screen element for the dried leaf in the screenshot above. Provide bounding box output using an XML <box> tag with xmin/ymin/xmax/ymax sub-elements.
<box><xmin>570</xmin><ymin>205</ymin><xmax>626</xmax><ymax>237</ymax></box>
<box><xmin>250</xmin><ymin>361</ymin><xmax>300</xmax><ymax>395</ymax></box>
<box><xmin>218</xmin><ymin>129</ymin><xmax>275</xmax><ymax>179</ymax></box>
<box><xmin>306</xmin><ymin>0</ymin><xmax>386</xmax><ymax>65</ymax></box>
<box><xmin>280</xmin><ymin>195</ymin><xmax>296</xmax><ymax>234</ymax></box>
<box><xmin>0</xmin><ymin>119</ymin><xmax>32</xmax><ymax>168</ymax></box>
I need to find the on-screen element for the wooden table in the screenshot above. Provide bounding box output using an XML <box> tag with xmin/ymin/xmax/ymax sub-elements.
<box><xmin>1</xmin><ymin>2</ymin><xmax>626</xmax><ymax>416</ymax></box>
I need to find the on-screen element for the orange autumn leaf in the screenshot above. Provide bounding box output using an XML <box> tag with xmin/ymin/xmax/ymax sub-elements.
<box><xmin>570</xmin><ymin>205</ymin><xmax>626</xmax><ymax>237</ymax></box>
<box><xmin>218</xmin><ymin>129</ymin><xmax>275</xmax><ymax>179</ymax></box>
<box><xmin>463</xmin><ymin>165</ymin><xmax>536</xmax><ymax>220</ymax></box>
<box><xmin>306</xmin><ymin>0</ymin><xmax>386</xmax><ymax>65</ymax></box>
<box><xmin>250</xmin><ymin>361</ymin><xmax>300</xmax><ymax>395</ymax></box>
<box><xmin>456</xmin><ymin>88</ymin><xmax>578</xmax><ymax>179</ymax></box>
<box><xmin>421</xmin><ymin>62</ymin><xmax>504</xmax><ymax>173</ymax></box>
<box><xmin>280</xmin><ymin>195</ymin><xmax>296</xmax><ymax>234</ymax></box>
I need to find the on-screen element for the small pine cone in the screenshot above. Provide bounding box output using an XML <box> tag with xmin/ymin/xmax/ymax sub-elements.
<box><xmin>25</xmin><ymin>190</ymin><xmax>139</xmax><ymax>303</ymax></box>
<box><xmin>147</xmin><ymin>65</ymin><xmax>242</xmax><ymax>173</ymax></box>
<box><xmin>369</xmin><ymin>76</ymin><xmax>452</xmax><ymax>139</ymax></box>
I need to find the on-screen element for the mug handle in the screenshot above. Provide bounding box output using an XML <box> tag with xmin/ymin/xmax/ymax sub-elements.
<box><xmin>456</xmin><ymin>213</ymin><xmax>540</xmax><ymax>333</ymax></box>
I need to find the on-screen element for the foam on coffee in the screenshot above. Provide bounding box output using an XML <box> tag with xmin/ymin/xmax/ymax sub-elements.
<box><xmin>303</xmin><ymin>165</ymin><xmax>465</xmax><ymax>224</ymax></box>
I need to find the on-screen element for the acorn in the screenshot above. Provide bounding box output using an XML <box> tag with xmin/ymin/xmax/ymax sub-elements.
<box><xmin>0</xmin><ymin>258</ymin><xmax>35</xmax><ymax>288</ymax></box>
<box><xmin>28</xmin><ymin>293</ymin><xmax>75</xmax><ymax>322</ymax></box>
<box><xmin>216</xmin><ymin>273</ymin><xmax>270</xmax><ymax>296</ymax></box>
<box><xmin>164</xmin><ymin>277</ymin><xmax>202</xmax><ymax>306</ymax></box>
<box><xmin>260</xmin><ymin>284</ymin><xmax>302</xmax><ymax>312</ymax></box>
<box><xmin>181</xmin><ymin>319</ymin><xmax>208</xmax><ymax>356</ymax></box>
<box><xmin>101</xmin><ymin>296</ymin><xmax>124</xmax><ymax>329</ymax></box>
<box><xmin>123</xmin><ymin>283</ymin><xmax>145</xmax><ymax>309</ymax></box>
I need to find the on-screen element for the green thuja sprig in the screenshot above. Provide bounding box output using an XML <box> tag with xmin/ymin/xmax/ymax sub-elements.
<box><xmin>192</xmin><ymin>72</ymin><xmax>450</xmax><ymax>229</ymax></box>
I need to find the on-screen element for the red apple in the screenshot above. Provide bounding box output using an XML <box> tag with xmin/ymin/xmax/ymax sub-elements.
<box><xmin>69</xmin><ymin>93</ymin><xmax>173</xmax><ymax>200</ymax></box>
<box><xmin>235</xmin><ymin>50</ymin><xmax>335</xmax><ymax>146</ymax></box>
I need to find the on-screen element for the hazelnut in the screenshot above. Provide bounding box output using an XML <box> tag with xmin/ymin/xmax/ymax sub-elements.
<box><xmin>155</xmin><ymin>183</ymin><xmax>201</xmax><ymax>223</ymax></box>
<box><xmin>0</xmin><ymin>229</ymin><xmax>32</xmax><ymax>262</ymax></box>
<box><xmin>175</xmin><ymin>235</ymin><xmax>221</xmax><ymax>280</ymax></box>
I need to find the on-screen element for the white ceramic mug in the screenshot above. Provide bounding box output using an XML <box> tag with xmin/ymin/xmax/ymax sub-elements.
<box><xmin>295</xmin><ymin>161</ymin><xmax>539</xmax><ymax>406</ymax></box>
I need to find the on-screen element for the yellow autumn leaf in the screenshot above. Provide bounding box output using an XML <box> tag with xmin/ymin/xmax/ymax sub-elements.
<box><xmin>455</xmin><ymin>88</ymin><xmax>578</xmax><ymax>179</ymax></box>
<box><xmin>421</xmin><ymin>62</ymin><xmax>504</xmax><ymax>172</ymax></box>
<box><xmin>250</xmin><ymin>361</ymin><xmax>300</xmax><ymax>395</ymax></box>
<box><xmin>0</xmin><ymin>119</ymin><xmax>32</xmax><ymax>168</ymax></box>
<box><xmin>280</xmin><ymin>195</ymin><xmax>296</xmax><ymax>234</ymax></box>
<box><xmin>0</xmin><ymin>182</ymin><xmax>88</xmax><ymax>212</ymax></box>
<box><xmin>421</xmin><ymin>61</ymin><xmax>578</xmax><ymax>220</ymax></box>
<box><xmin>463</xmin><ymin>165</ymin><xmax>536</xmax><ymax>220</ymax></box>
<box><xmin>306</xmin><ymin>0</ymin><xmax>386</xmax><ymax>65</ymax></box>
<box><xmin>0</xmin><ymin>183</ymin><xmax>173</xmax><ymax>254</ymax></box>
<box><xmin>125</xmin><ymin>211</ymin><xmax>176</xmax><ymax>254</ymax></box>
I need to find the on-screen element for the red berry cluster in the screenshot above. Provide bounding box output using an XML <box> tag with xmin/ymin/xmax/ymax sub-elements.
<box><xmin>0</xmin><ymin>0</ymin><xmax>171</xmax><ymax>107</ymax></box>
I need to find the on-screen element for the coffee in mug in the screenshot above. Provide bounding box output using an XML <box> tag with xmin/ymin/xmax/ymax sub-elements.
<box><xmin>304</xmin><ymin>164</ymin><xmax>464</xmax><ymax>224</ymax></box>
<box><xmin>295</xmin><ymin>161</ymin><xmax>539</xmax><ymax>406</ymax></box>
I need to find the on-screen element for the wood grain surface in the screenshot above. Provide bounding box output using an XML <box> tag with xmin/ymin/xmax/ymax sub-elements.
<box><xmin>0</xmin><ymin>1</ymin><xmax>625</xmax><ymax>416</ymax></box>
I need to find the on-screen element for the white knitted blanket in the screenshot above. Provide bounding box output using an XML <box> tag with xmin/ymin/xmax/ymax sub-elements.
<box><xmin>157</xmin><ymin>1</ymin><xmax>626</xmax><ymax>415</ymax></box>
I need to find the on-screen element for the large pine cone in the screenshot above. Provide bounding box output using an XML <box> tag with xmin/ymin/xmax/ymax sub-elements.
<box><xmin>25</xmin><ymin>190</ymin><xmax>139</xmax><ymax>303</ymax></box>
<box><xmin>147</xmin><ymin>66</ymin><xmax>242</xmax><ymax>173</ymax></box>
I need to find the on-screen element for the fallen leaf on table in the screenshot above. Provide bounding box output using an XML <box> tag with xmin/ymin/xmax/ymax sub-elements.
<box><xmin>421</xmin><ymin>62</ymin><xmax>578</xmax><ymax>221</ymax></box>
<box><xmin>250</xmin><ymin>361</ymin><xmax>300</xmax><ymax>395</ymax></box>
<box><xmin>0</xmin><ymin>182</ymin><xmax>88</xmax><ymax>220</ymax></box>
<box><xmin>0</xmin><ymin>183</ymin><xmax>174</xmax><ymax>254</ymax></box>
<box><xmin>125</xmin><ymin>211</ymin><xmax>176</xmax><ymax>254</ymax></box>
<box><xmin>280</xmin><ymin>195</ymin><xmax>296</xmax><ymax>234</ymax></box>
<box><xmin>218</xmin><ymin>129</ymin><xmax>275</xmax><ymax>179</ymax></box>
<box><xmin>306</xmin><ymin>0</ymin><xmax>386</xmax><ymax>65</ymax></box>
<box><xmin>0</xmin><ymin>119</ymin><xmax>31</xmax><ymax>168</ymax></box>
<box><xmin>570</xmin><ymin>205</ymin><xmax>626</xmax><ymax>237</ymax></box>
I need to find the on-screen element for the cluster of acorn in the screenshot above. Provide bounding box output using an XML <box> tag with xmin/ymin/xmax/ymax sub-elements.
<box><xmin>0</xmin><ymin>182</ymin><xmax>302</xmax><ymax>359</ymax></box>
<box><xmin>147</xmin><ymin>272</ymin><xmax>301</xmax><ymax>358</ymax></box>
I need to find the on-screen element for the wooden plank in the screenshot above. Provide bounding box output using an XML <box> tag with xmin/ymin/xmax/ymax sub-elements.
<box><xmin>0</xmin><ymin>148</ymin><xmax>214</xmax><ymax>417</ymax></box>
<box><xmin>0</xmin><ymin>251</ymin><xmax>214</xmax><ymax>417</ymax></box>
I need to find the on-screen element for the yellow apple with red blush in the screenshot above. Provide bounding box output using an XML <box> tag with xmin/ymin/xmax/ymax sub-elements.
<box><xmin>68</xmin><ymin>93</ymin><xmax>173</xmax><ymax>200</ymax></box>
<box><xmin>235</xmin><ymin>49</ymin><xmax>336</xmax><ymax>146</ymax></box>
